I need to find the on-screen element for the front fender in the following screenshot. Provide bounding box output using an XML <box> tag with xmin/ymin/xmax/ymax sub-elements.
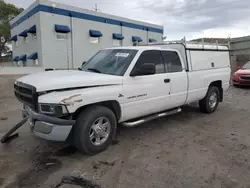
<box><xmin>38</xmin><ymin>85</ymin><xmax>123</xmax><ymax>113</ymax></box>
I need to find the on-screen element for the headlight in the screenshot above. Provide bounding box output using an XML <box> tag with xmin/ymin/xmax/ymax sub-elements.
<box><xmin>39</xmin><ymin>103</ymin><xmax>68</xmax><ymax>117</ymax></box>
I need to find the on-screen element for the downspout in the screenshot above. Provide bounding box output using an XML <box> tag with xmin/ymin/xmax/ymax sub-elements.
<box><xmin>70</xmin><ymin>13</ymin><xmax>75</xmax><ymax>69</ymax></box>
<box><xmin>38</xmin><ymin>11</ymin><xmax>44</xmax><ymax>68</ymax></box>
<box><xmin>66</xmin><ymin>38</ymin><xmax>70</xmax><ymax>69</ymax></box>
<box><xmin>120</xmin><ymin>22</ymin><xmax>123</xmax><ymax>46</ymax></box>
<box><xmin>146</xmin><ymin>28</ymin><xmax>149</xmax><ymax>43</ymax></box>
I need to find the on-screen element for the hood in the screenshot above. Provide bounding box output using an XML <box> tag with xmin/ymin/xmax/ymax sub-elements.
<box><xmin>236</xmin><ymin>69</ymin><xmax>250</xmax><ymax>75</ymax></box>
<box><xmin>17</xmin><ymin>70</ymin><xmax>123</xmax><ymax>92</ymax></box>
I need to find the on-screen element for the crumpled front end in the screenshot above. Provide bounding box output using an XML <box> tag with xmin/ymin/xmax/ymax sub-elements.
<box><xmin>23</xmin><ymin>105</ymin><xmax>75</xmax><ymax>141</ymax></box>
<box><xmin>15</xmin><ymin>81</ymin><xmax>75</xmax><ymax>141</ymax></box>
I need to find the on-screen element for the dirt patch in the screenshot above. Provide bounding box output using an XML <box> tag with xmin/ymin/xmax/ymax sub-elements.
<box><xmin>54</xmin><ymin>145</ymin><xmax>77</xmax><ymax>157</ymax></box>
<box><xmin>4</xmin><ymin>156</ymin><xmax>62</xmax><ymax>188</ymax></box>
<box><xmin>92</xmin><ymin>160</ymin><xmax>116</xmax><ymax>170</ymax></box>
<box><xmin>112</xmin><ymin>140</ymin><xmax>119</xmax><ymax>145</ymax></box>
<box><xmin>0</xmin><ymin>117</ymin><xmax>8</xmax><ymax>120</ymax></box>
<box><xmin>54</xmin><ymin>176</ymin><xmax>101</xmax><ymax>188</ymax></box>
<box><xmin>0</xmin><ymin>178</ymin><xmax>4</xmax><ymax>186</ymax></box>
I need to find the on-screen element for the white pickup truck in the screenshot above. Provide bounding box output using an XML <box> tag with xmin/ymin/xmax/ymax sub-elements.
<box><xmin>15</xmin><ymin>42</ymin><xmax>231</xmax><ymax>154</ymax></box>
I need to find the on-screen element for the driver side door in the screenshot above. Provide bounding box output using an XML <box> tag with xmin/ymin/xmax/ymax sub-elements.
<box><xmin>121</xmin><ymin>50</ymin><xmax>171</xmax><ymax>121</ymax></box>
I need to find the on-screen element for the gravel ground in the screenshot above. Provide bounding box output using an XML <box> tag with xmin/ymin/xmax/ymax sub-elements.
<box><xmin>0</xmin><ymin>75</ymin><xmax>250</xmax><ymax>188</ymax></box>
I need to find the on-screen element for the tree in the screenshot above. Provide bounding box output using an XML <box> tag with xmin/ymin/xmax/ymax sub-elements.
<box><xmin>0</xmin><ymin>0</ymin><xmax>23</xmax><ymax>60</ymax></box>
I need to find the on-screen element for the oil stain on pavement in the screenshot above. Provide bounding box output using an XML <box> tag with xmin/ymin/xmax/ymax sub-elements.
<box><xmin>4</xmin><ymin>155</ymin><xmax>62</xmax><ymax>188</ymax></box>
<box><xmin>0</xmin><ymin>178</ymin><xmax>4</xmax><ymax>186</ymax></box>
<box><xmin>54</xmin><ymin>176</ymin><xmax>101</xmax><ymax>188</ymax></box>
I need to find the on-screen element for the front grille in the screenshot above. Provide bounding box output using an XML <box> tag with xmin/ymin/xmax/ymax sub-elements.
<box><xmin>14</xmin><ymin>82</ymin><xmax>38</xmax><ymax>110</ymax></box>
<box><xmin>240</xmin><ymin>76</ymin><xmax>250</xmax><ymax>81</ymax></box>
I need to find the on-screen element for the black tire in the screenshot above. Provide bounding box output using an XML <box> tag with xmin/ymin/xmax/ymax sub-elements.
<box><xmin>199</xmin><ymin>86</ymin><xmax>220</xmax><ymax>113</ymax></box>
<box><xmin>73</xmin><ymin>105</ymin><xmax>117</xmax><ymax>155</ymax></box>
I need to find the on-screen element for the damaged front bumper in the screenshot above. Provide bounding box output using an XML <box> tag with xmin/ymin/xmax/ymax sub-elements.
<box><xmin>23</xmin><ymin>106</ymin><xmax>75</xmax><ymax>141</ymax></box>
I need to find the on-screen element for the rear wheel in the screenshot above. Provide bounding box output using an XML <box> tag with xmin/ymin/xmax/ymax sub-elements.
<box><xmin>199</xmin><ymin>86</ymin><xmax>220</xmax><ymax>113</ymax></box>
<box><xmin>73</xmin><ymin>106</ymin><xmax>117</xmax><ymax>155</ymax></box>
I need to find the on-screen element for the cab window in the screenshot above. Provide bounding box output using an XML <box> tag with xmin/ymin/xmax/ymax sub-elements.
<box><xmin>161</xmin><ymin>51</ymin><xmax>183</xmax><ymax>72</ymax></box>
<box><xmin>133</xmin><ymin>50</ymin><xmax>165</xmax><ymax>75</ymax></box>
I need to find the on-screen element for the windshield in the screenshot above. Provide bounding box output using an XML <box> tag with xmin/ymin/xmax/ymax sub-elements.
<box><xmin>82</xmin><ymin>49</ymin><xmax>138</xmax><ymax>76</ymax></box>
<box><xmin>242</xmin><ymin>62</ymin><xmax>250</xmax><ymax>70</ymax></box>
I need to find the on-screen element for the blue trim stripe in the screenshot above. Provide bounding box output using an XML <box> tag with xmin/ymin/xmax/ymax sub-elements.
<box><xmin>11</xmin><ymin>4</ymin><xmax>163</xmax><ymax>34</ymax></box>
<box><xmin>11</xmin><ymin>6</ymin><xmax>40</xmax><ymax>29</ymax></box>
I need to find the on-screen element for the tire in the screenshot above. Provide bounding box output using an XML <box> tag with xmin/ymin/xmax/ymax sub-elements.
<box><xmin>73</xmin><ymin>105</ymin><xmax>117</xmax><ymax>155</ymax></box>
<box><xmin>199</xmin><ymin>86</ymin><xmax>220</xmax><ymax>113</ymax></box>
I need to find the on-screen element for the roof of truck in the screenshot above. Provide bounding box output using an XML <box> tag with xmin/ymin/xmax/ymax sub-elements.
<box><xmin>107</xmin><ymin>46</ymin><xmax>162</xmax><ymax>50</ymax></box>
<box><xmin>185</xmin><ymin>43</ymin><xmax>228</xmax><ymax>50</ymax></box>
<box><xmin>138</xmin><ymin>42</ymin><xmax>229</xmax><ymax>50</ymax></box>
<box><xmin>108</xmin><ymin>43</ymin><xmax>229</xmax><ymax>51</ymax></box>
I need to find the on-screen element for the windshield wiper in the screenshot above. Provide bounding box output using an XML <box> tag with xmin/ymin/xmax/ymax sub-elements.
<box><xmin>87</xmin><ymin>68</ymin><xmax>102</xmax><ymax>73</ymax></box>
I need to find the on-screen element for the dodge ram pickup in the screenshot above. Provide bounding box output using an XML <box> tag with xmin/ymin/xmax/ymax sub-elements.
<box><xmin>15</xmin><ymin>42</ymin><xmax>231</xmax><ymax>154</ymax></box>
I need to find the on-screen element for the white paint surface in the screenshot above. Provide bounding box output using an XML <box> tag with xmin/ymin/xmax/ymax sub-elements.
<box><xmin>16</xmin><ymin>45</ymin><xmax>231</xmax><ymax>141</ymax></box>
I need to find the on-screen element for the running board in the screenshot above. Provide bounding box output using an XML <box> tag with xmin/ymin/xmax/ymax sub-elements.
<box><xmin>122</xmin><ymin>107</ymin><xmax>182</xmax><ymax>127</ymax></box>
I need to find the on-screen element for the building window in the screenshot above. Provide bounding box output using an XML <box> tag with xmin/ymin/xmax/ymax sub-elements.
<box><xmin>90</xmin><ymin>37</ymin><xmax>99</xmax><ymax>44</ymax></box>
<box><xmin>56</xmin><ymin>33</ymin><xmax>67</xmax><ymax>40</ymax></box>
<box><xmin>113</xmin><ymin>39</ymin><xmax>121</xmax><ymax>47</ymax></box>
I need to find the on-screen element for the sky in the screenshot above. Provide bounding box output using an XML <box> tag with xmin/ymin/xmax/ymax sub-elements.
<box><xmin>5</xmin><ymin>0</ymin><xmax>250</xmax><ymax>40</ymax></box>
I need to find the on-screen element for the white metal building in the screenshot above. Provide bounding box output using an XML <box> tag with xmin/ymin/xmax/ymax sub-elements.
<box><xmin>9</xmin><ymin>0</ymin><xmax>164</xmax><ymax>69</ymax></box>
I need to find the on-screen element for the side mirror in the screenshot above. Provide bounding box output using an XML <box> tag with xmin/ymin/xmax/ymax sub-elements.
<box><xmin>78</xmin><ymin>61</ymin><xmax>86</xmax><ymax>70</ymax></box>
<box><xmin>82</xmin><ymin>61</ymin><xmax>86</xmax><ymax>66</ymax></box>
<box><xmin>130</xmin><ymin>63</ymin><xmax>156</xmax><ymax>76</ymax></box>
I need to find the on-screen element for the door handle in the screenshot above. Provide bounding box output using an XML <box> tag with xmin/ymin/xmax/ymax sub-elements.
<box><xmin>164</xmin><ymin>78</ymin><xmax>171</xmax><ymax>83</ymax></box>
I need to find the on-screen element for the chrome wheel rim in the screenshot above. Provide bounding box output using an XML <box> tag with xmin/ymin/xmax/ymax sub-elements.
<box><xmin>209</xmin><ymin>92</ymin><xmax>217</xmax><ymax>109</ymax></box>
<box><xmin>89</xmin><ymin>117</ymin><xmax>111</xmax><ymax>146</ymax></box>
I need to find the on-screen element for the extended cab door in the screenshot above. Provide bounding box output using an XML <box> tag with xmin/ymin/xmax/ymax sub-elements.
<box><xmin>121</xmin><ymin>50</ymin><xmax>171</xmax><ymax>121</ymax></box>
<box><xmin>161</xmin><ymin>50</ymin><xmax>188</xmax><ymax>108</ymax></box>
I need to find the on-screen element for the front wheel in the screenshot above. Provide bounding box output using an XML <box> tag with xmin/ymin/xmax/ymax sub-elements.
<box><xmin>199</xmin><ymin>86</ymin><xmax>220</xmax><ymax>113</ymax></box>
<box><xmin>73</xmin><ymin>106</ymin><xmax>117</xmax><ymax>155</ymax></box>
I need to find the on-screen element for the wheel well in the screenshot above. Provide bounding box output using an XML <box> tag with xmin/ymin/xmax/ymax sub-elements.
<box><xmin>72</xmin><ymin>100</ymin><xmax>121</xmax><ymax>121</ymax></box>
<box><xmin>209</xmin><ymin>80</ymin><xmax>223</xmax><ymax>102</ymax></box>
